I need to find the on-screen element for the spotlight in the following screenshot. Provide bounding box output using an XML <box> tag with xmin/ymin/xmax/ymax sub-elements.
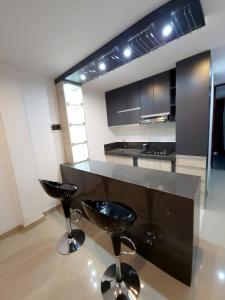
<box><xmin>218</xmin><ymin>271</ymin><xmax>225</xmax><ymax>281</ymax></box>
<box><xmin>162</xmin><ymin>24</ymin><xmax>172</xmax><ymax>37</ymax></box>
<box><xmin>123</xmin><ymin>47</ymin><xmax>132</xmax><ymax>58</ymax></box>
<box><xmin>80</xmin><ymin>74</ymin><xmax>86</xmax><ymax>81</ymax></box>
<box><xmin>99</xmin><ymin>62</ymin><xmax>106</xmax><ymax>71</ymax></box>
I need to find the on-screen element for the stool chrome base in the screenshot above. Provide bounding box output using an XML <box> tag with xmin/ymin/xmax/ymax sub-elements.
<box><xmin>56</xmin><ymin>229</ymin><xmax>85</xmax><ymax>255</ymax></box>
<box><xmin>101</xmin><ymin>263</ymin><xmax>140</xmax><ymax>300</ymax></box>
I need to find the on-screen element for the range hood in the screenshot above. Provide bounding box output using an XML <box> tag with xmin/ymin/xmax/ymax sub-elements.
<box><xmin>140</xmin><ymin>112</ymin><xmax>170</xmax><ymax>124</ymax></box>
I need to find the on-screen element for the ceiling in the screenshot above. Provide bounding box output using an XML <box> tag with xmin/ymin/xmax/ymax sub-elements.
<box><xmin>0</xmin><ymin>0</ymin><xmax>167</xmax><ymax>77</ymax></box>
<box><xmin>0</xmin><ymin>0</ymin><xmax>225</xmax><ymax>87</ymax></box>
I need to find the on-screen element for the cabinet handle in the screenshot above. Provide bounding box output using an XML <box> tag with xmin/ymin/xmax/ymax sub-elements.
<box><xmin>141</xmin><ymin>112</ymin><xmax>169</xmax><ymax>119</ymax></box>
<box><xmin>117</xmin><ymin>107</ymin><xmax>141</xmax><ymax>114</ymax></box>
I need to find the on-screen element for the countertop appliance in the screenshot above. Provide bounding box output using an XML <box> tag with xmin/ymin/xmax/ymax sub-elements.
<box><xmin>142</xmin><ymin>143</ymin><xmax>149</xmax><ymax>152</ymax></box>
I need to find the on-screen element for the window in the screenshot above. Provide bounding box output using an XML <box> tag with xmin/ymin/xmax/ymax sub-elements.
<box><xmin>63</xmin><ymin>83</ymin><xmax>88</xmax><ymax>163</ymax></box>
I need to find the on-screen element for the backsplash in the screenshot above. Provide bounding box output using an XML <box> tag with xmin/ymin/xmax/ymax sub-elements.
<box><xmin>109</xmin><ymin>122</ymin><xmax>176</xmax><ymax>142</ymax></box>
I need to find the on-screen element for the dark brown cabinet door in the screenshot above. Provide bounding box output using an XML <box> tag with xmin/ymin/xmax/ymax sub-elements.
<box><xmin>125</xmin><ymin>83</ymin><xmax>141</xmax><ymax>124</ymax></box>
<box><xmin>106</xmin><ymin>70</ymin><xmax>171</xmax><ymax>126</ymax></box>
<box><xmin>176</xmin><ymin>51</ymin><xmax>211</xmax><ymax>156</ymax></box>
<box><xmin>105</xmin><ymin>87</ymin><xmax>127</xmax><ymax>126</ymax></box>
<box><xmin>106</xmin><ymin>83</ymin><xmax>140</xmax><ymax>126</ymax></box>
<box><xmin>140</xmin><ymin>77</ymin><xmax>154</xmax><ymax>117</ymax></box>
<box><xmin>154</xmin><ymin>71</ymin><xmax>171</xmax><ymax>114</ymax></box>
<box><xmin>126</xmin><ymin>83</ymin><xmax>140</xmax><ymax>109</ymax></box>
<box><xmin>105</xmin><ymin>91</ymin><xmax>117</xmax><ymax>126</ymax></box>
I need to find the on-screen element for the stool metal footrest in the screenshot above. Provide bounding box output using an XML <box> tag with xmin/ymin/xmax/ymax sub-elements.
<box><xmin>101</xmin><ymin>263</ymin><xmax>140</xmax><ymax>300</ymax></box>
<box><xmin>70</xmin><ymin>209</ymin><xmax>83</xmax><ymax>224</ymax></box>
<box><xmin>56</xmin><ymin>229</ymin><xmax>85</xmax><ymax>255</ymax></box>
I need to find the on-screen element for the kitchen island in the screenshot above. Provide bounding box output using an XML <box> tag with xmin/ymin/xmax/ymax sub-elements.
<box><xmin>60</xmin><ymin>160</ymin><xmax>200</xmax><ymax>286</ymax></box>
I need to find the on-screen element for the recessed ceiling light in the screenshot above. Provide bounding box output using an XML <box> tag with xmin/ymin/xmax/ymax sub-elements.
<box><xmin>218</xmin><ymin>271</ymin><xmax>225</xmax><ymax>281</ymax></box>
<box><xmin>99</xmin><ymin>62</ymin><xmax>106</xmax><ymax>71</ymax></box>
<box><xmin>80</xmin><ymin>74</ymin><xmax>86</xmax><ymax>81</ymax></box>
<box><xmin>162</xmin><ymin>24</ymin><xmax>172</xmax><ymax>37</ymax></box>
<box><xmin>123</xmin><ymin>47</ymin><xmax>132</xmax><ymax>58</ymax></box>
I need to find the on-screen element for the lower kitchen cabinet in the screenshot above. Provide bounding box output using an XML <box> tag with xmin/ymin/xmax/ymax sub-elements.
<box><xmin>138</xmin><ymin>158</ymin><xmax>172</xmax><ymax>172</ymax></box>
<box><xmin>105</xmin><ymin>155</ymin><xmax>172</xmax><ymax>171</ymax></box>
<box><xmin>105</xmin><ymin>155</ymin><xmax>133</xmax><ymax>166</ymax></box>
<box><xmin>176</xmin><ymin>155</ymin><xmax>207</xmax><ymax>207</ymax></box>
<box><xmin>161</xmin><ymin>161</ymin><xmax>172</xmax><ymax>172</ymax></box>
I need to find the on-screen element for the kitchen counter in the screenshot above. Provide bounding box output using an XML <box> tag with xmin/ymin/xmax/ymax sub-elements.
<box><xmin>105</xmin><ymin>148</ymin><xmax>176</xmax><ymax>161</ymax></box>
<box><xmin>104</xmin><ymin>141</ymin><xmax>176</xmax><ymax>162</ymax></box>
<box><xmin>60</xmin><ymin>160</ymin><xmax>200</xmax><ymax>286</ymax></box>
<box><xmin>64</xmin><ymin>160</ymin><xmax>199</xmax><ymax>200</ymax></box>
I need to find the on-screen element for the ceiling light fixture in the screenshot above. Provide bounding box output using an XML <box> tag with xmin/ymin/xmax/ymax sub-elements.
<box><xmin>80</xmin><ymin>74</ymin><xmax>86</xmax><ymax>81</ymax></box>
<box><xmin>99</xmin><ymin>62</ymin><xmax>106</xmax><ymax>71</ymax></box>
<box><xmin>123</xmin><ymin>47</ymin><xmax>132</xmax><ymax>58</ymax></box>
<box><xmin>162</xmin><ymin>24</ymin><xmax>173</xmax><ymax>37</ymax></box>
<box><xmin>56</xmin><ymin>0</ymin><xmax>206</xmax><ymax>85</ymax></box>
<box><xmin>218</xmin><ymin>271</ymin><xmax>225</xmax><ymax>281</ymax></box>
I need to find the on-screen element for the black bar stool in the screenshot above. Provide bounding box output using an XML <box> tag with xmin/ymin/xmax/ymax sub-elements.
<box><xmin>39</xmin><ymin>179</ymin><xmax>85</xmax><ymax>255</ymax></box>
<box><xmin>82</xmin><ymin>200</ymin><xmax>140</xmax><ymax>300</ymax></box>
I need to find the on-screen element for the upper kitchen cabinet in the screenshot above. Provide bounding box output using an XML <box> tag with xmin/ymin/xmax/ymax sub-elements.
<box><xmin>140</xmin><ymin>71</ymin><xmax>171</xmax><ymax>117</ymax></box>
<box><xmin>139</xmin><ymin>77</ymin><xmax>154</xmax><ymax>116</ymax></box>
<box><xmin>126</xmin><ymin>82</ymin><xmax>140</xmax><ymax>109</ymax></box>
<box><xmin>105</xmin><ymin>87</ymin><xmax>127</xmax><ymax>126</ymax></box>
<box><xmin>125</xmin><ymin>82</ymin><xmax>141</xmax><ymax>124</ymax></box>
<box><xmin>105</xmin><ymin>69</ymin><xmax>172</xmax><ymax>126</ymax></box>
<box><xmin>176</xmin><ymin>51</ymin><xmax>211</xmax><ymax>156</ymax></box>
<box><xmin>105</xmin><ymin>82</ymin><xmax>140</xmax><ymax>126</ymax></box>
<box><xmin>154</xmin><ymin>71</ymin><xmax>171</xmax><ymax>114</ymax></box>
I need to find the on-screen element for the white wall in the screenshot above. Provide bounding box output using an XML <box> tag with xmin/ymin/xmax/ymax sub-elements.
<box><xmin>82</xmin><ymin>86</ymin><xmax>176</xmax><ymax>161</ymax></box>
<box><xmin>0</xmin><ymin>63</ymin><xmax>64</xmax><ymax>232</ymax></box>
<box><xmin>20</xmin><ymin>72</ymin><xmax>65</xmax><ymax>212</ymax></box>
<box><xmin>83</xmin><ymin>87</ymin><xmax>115</xmax><ymax>161</ymax></box>
<box><xmin>0</xmin><ymin>117</ymin><xmax>22</xmax><ymax>234</ymax></box>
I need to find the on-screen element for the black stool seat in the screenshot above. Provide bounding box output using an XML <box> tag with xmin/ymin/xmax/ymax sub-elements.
<box><xmin>82</xmin><ymin>200</ymin><xmax>140</xmax><ymax>300</ymax></box>
<box><xmin>82</xmin><ymin>200</ymin><xmax>136</xmax><ymax>232</ymax></box>
<box><xmin>39</xmin><ymin>179</ymin><xmax>85</xmax><ymax>255</ymax></box>
<box><xmin>39</xmin><ymin>180</ymin><xmax>77</xmax><ymax>199</ymax></box>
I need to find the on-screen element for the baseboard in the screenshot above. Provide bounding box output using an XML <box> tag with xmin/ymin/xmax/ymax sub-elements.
<box><xmin>43</xmin><ymin>203</ymin><xmax>61</xmax><ymax>216</ymax></box>
<box><xmin>0</xmin><ymin>204</ymin><xmax>62</xmax><ymax>241</ymax></box>
<box><xmin>22</xmin><ymin>216</ymin><xmax>46</xmax><ymax>232</ymax></box>
<box><xmin>0</xmin><ymin>225</ymin><xmax>24</xmax><ymax>241</ymax></box>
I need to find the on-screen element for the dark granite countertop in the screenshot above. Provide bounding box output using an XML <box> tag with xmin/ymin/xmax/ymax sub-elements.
<box><xmin>61</xmin><ymin>160</ymin><xmax>200</xmax><ymax>200</ymax></box>
<box><xmin>105</xmin><ymin>148</ymin><xmax>176</xmax><ymax>161</ymax></box>
<box><xmin>104</xmin><ymin>142</ymin><xmax>176</xmax><ymax>162</ymax></box>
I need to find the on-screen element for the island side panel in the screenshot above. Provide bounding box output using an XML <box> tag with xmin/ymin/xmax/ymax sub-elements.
<box><xmin>192</xmin><ymin>179</ymin><xmax>201</xmax><ymax>282</ymax></box>
<box><xmin>61</xmin><ymin>164</ymin><xmax>197</xmax><ymax>286</ymax></box>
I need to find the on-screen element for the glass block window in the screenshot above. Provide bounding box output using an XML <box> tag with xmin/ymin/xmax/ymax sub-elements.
<box><xmin>63</xmin><ymin>83</ymin><xmax>88</xmax><ymax>163</ymax></box>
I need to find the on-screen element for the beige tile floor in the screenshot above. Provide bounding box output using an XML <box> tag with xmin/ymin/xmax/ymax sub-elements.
<box><xmin>0</xmin><ymin>171</ymin><xmax>225</xmax><ymax>300</ymax></box>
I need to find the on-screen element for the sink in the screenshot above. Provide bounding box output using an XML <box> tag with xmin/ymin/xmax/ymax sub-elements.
<box><xmin>117</xmin><ymin>148</ymin><xmax>134</xmax><ymax>152</ymax></box>
<box><xmin>114</xmin><ymin>148</ymin><xmax>142</xmax><ymax>154</ymax></box>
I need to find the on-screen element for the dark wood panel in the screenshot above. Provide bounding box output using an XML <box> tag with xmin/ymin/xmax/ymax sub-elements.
<box><xmin>106</xmin><ymin>83</ymin><xmax>141</xmax><ymax>125</ymax></box>
<box><xmin>154</xmin><ymin>71</ymin><xmax>171</xmax><ymax>114</ymax></box>
<box><xmin>61</xmin><ymin>163</ymin><xmax>200</xmax><ymax>286</ymax></box>
<box><xmin>106</xmin><ymin>70</ymin><xmax>172</xmax><ymax>125</ymax></box>
<box><xmin>55</xmin><ymin>0</ymin><xmax>205</xmax><ymax>84</ymax></box>
<box><xmin>126</xmin><ymin>82</ymin><xmax>140</xmax><ymax>109</ymax></box>
<box><xmin>140</xmin><ymin>77</ymin><xmax>154</xmax><ymax>116</ymax></box>
<box><xmin>176</xmin><ymin>51</ymin><xmax>211</xmax><ymax>156</ymax></box>
<box><xmin>105</xmin><ymin>87</ymin><xmax>127</xmax><ymax>126</ymax></box>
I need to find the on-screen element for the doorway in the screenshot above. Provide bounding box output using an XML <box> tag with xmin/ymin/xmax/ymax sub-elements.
<box><xmin>212</xmin><ymin>84</ymin><xmax>225</xmax><ymax>170</ymax></box>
